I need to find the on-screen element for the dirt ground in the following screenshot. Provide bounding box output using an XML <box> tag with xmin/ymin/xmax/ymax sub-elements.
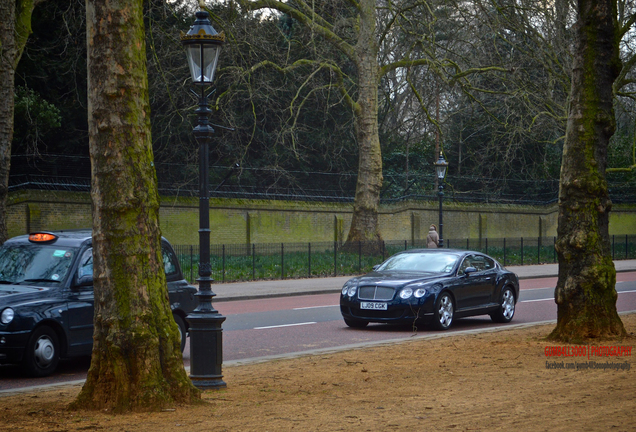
<box><xmin>1</xmin><ymin>314</ymin><xmax>635</xmax><ymax>432</ymax></box>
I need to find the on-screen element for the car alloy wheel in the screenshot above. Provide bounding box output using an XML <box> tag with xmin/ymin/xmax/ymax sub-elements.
<box><xmin>501</xmin><ymin>290</ymin><xmax>515</xmax><ymax>319</ymax></box>
<box><xmin>490</xmin><ymin>287</ymin><xmax>516</xmax><ymax>323</ymax></box>
<box><xmin>434</xmin><ymin>293</ymin><xmax>454</xmax><ymax>330</ymax></box>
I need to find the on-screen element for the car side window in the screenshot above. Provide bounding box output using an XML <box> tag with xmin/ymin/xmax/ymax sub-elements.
<box><xmin>76</xmin><ymin>247</ymin><xmax>179</xmax><ymax>279</ymax></box>
<box><xmin>162</xmin><ymin>246</ymin><xmax>179</xmax><ymax>277</ymax></box>
<box><xmin>469</xmin><ymin>255</ymin><xmax>494</xmax><ymax>272</ymax></box>
<box><xmin>458</xmin><ymin>255</ymin><xmax>474</xmax><ymax>276</ymax></box>
<box><xmin>480</xmin><ymin>256</ymin><xmax>495</xmax><ymax>271</ymax></box>
<box><xmin>78</xmin><ymin>248</ymin><xmax>93</xmax><ymax>278</ymax></box>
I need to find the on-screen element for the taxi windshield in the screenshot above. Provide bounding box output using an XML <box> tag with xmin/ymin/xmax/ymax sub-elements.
<box><xmin>0</xmin><ymin>244</ymin><xmax>77</xmax><ymax>284</ymax></box>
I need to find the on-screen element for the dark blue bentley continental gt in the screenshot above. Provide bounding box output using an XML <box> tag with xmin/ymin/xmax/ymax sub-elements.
<box><xmin>340</xmin><ymin>249</ymin><xmax>519</xmax><ymax>330</ymax></box>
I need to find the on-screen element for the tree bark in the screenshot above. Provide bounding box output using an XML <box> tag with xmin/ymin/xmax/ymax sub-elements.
<box><xmin>343</xmin><ymin>0</ymin><xmax>383</xmax><ymax>253</ymax></box>
<box><xmin>549</xmin><ymin>0</ymin><xmax>626</xmax><ymax>342</ymax></box>
<box><xmin>0</xmin><ymin>0</ymin><xmax>43</xmax><ymax>244</ymax></box>
<box><xmin>0</xmin><ymin>0</ymin><xmax>17</xmax><ymax>245</ymax></box>
<box><xmin>72</xmin><ymin>0</ymin><xmax>199</xmax><ymax>412</ymax></box>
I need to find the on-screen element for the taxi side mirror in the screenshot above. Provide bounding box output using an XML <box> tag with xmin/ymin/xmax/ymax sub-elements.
<box><xmin>75</xmin><ymin>274</ymin><xmax>93</xmax><ymax>287</ymax></box>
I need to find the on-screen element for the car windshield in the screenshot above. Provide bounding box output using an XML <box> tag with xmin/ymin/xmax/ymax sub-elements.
<box><xmin>0</xmin><ymin>244</ymin><xmax>77</xmax><ymax>284</ymax></box>
<box><xmin>377</xmin><ymin>252</ymin><xmax>460</xmax><ymax>273</ymax></box>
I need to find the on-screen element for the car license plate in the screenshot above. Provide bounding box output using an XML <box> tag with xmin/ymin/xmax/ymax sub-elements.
<box><xmin>360</xmin><ymin>302</ymin><xmax>387</xmax><ymax>310</ymax></box>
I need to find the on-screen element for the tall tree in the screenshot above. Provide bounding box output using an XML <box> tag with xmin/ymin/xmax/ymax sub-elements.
<box><xmin>0</xmin><ymin>0</ymin><xmax>45</xmax><ymax>243</ymax></box>
<box><xmin>71</xmin><ymin>0</ymin><xmax>199</xmax><ymax>412</ymax></box>
<box><xmin>549</xmin><ymin>0</ymin><xmax>626</xmax><ymax>341</ymax></box>
<box><xmin>232</xmin><ymin>0</ymin><xmax>461</xmax><ymax>249</ymax></box>
<box><xmin>235</xmin><ymin>0</ymin><xmax>384</xmax><ymax>249</ymax></box>
<box><xmin>438</xmin><ymin>0</ymin><xmax>573</xmax><ymax>196</ymax></box>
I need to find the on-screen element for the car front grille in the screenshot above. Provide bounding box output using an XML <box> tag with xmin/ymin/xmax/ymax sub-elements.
<box><xmin>358</xmin><ymin>285</ymin><xmax>395</xmax><ymax>301</ymax></box>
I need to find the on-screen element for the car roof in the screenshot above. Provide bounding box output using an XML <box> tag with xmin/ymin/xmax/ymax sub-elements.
<box><xmin>397</xmin><ymin>248</ymin><xmax>468</xmax><ymax>255</ymax></box>
<box><xmin>3</xmin><ymin>229</ymin><xmax>92</xmax><ymax>248</ymax></box>
<box><xmin>4</xmin><ymin>229</ymin><xmax>171</xmax><ymax>249</ymax></box>
<box><xmin>394</xmin><ymin>249</ymin><xmax>497</xmax><ymax>259</ymax></box>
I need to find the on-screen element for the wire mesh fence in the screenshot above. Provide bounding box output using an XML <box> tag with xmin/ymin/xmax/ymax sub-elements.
<box><xmin>172</xmin><ymin>234</ymin><xmax>636</xmax><ymax>284</ymax></box>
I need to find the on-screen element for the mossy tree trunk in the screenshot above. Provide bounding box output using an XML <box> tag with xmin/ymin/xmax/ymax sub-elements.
<box><xmin>344</xmin><ymin>0</ymin><xmax>383</xmax><ymax>253</ymax></box>
<box><xmin>72</xmin><ymin>0</ymin><xmax>199</xmax><ymax>412</ymax></box>
<box><xmin>0</xmin><ymin>0</ymin><xmax>44</xmax><ymax>244</ymax></box>
<box><xmin>237</xmin><ymin>0</ymin><xmax>386</xmax><ymax>253</ymax></box>
<box><xmin>549</xmin><ymin>0</ymin><xmax>626</xmax><ymax>342</ymax></box>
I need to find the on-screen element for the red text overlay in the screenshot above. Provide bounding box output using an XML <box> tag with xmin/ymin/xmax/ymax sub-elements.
<box><xmin>544</xmin><ymin>345</ymin><xmax>632</xmax><ymax>358</ymax></box>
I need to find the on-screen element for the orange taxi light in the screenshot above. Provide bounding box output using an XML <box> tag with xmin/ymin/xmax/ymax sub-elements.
<box><xmin>28</xmin><ymin>233</ymin><xmax>58</xmax><ymax>243</ymax></box>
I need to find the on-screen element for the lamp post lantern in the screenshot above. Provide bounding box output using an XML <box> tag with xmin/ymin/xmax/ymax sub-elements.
<box><xmin>434</xmin><ymin>152</ymin><xmax>448</xmax><ymax>248</ymax></box>
<box><xmin>181</xmin><ymin>8</ymin><xmax>226</xmax><ymax>390</ymax></box>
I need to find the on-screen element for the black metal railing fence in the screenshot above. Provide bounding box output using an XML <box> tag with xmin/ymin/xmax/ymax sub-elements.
<box><xmin>173</xmin><ymin>234</ymin><xmax>636</xmax><ymax>284</ymax></box>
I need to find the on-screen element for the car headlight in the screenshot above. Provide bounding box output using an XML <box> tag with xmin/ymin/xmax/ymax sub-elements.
<box><xmin>342</xmin><ymin>280</ymin><xmax>358</xmax><ymax>297</ymax></box>
<box><xmin>400</xmin><ymin>284</ymin><xmax>429</xmax><ymax>300</ymax></box>
<box><xmin>1</xmin><ymin>308</ymin><xmax>14</xmax><ymax>324</ymax></box>
<box><xmin>400</xmin><ymin>288</ymin><xmax>413</xmax><ymax>299</ymax></box>
<box><xmin>414</xmin><ymin>288</ymin><xmax>427</xmax><ymax>298</ymax></box>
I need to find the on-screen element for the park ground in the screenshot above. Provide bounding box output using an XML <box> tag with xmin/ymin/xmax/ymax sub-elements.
<box><xmin>1</xmin><ymin>314</ymin><xmax>635</xmax><ymax>432</ymax></box>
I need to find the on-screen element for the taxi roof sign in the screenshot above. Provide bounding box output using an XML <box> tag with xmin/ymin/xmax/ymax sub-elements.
<box><xmin>28</xmin><ymin>233</ymin><xmax>58</xmax><ymax>243</ymax></box>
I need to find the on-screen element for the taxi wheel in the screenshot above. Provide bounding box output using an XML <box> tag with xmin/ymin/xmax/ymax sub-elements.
<box><xmin>23</xmin><ymin>326</ymin><xmax>60</xmax><ymax>377</ymax></box>
<box><xmin>173</xmin><ymin>314</ymin><xmax>187</xmax><ymax>353</ymax></box>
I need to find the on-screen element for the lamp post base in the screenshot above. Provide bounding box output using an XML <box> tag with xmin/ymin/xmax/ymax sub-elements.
<box><xmin>187</xmin><ymin>310</ymin><xmax>227</xmax><ymax>390</ymax></box>
<box><xmin>188</xmin><ymin>375</ymin><xmax>227</xmax><ymax>390</ymax></box>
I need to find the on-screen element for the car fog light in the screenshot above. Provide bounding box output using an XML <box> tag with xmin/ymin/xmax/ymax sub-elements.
<box><xmin>0</xmin><ymin>336</ymin><xmax>5</xmax><ymax>344</ymax></box>
<box><xmin>1</xmin><ymin>308</ymin><xmax>14</xmax><ymax>324</ymax></box>
<box><xmin>400</xmin><ymin>288</ymin><xmax>413</xmax><ymax>299</ymax></box>
<box><xmin>414</xmin><ymin>288</ymin><xmax>427</xmax><ymax>298</ymax></box>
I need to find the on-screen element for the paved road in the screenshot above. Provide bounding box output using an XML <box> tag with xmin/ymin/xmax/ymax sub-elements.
<box><xmin>1</xmin><ymin>262</ymin><xmax>635</xmax><ymax>395</ymax></box>
<box><xmin>217</xmin><ymin>273</ymin><xmax>636</xmax><ymax>363</ymax></box>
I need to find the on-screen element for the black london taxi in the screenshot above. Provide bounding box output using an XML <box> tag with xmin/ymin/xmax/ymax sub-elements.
<box><xmin>0</xmin><ymin>230</ymin><xmax>198</xmax><ymax>377</ymax></box>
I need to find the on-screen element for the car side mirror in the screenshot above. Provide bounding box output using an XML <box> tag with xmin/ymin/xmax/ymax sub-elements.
<box><xmin>372</xmin><ymin>264</ymin><xmax>380</xmax><ymax>271</ymax></box>
<box><xmin>75</xmin><ymin>274</ymin><xmax>93</xmax><ymax>287</ymax></box>
<box><xmin>464</xmin><ymin>266</ymin><xmax>478</xmax><ymax>276</ymax></box>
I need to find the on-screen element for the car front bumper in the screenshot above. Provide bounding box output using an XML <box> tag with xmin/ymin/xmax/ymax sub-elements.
<box><xmin>340</xmin><ymin>296</ymin><xmax>435</xmax><ymax>324</ymax></box>
<box><xmin>0</xmin><ymin>330</ymin><xmax>30</xmax><ymax>363</ymax></box>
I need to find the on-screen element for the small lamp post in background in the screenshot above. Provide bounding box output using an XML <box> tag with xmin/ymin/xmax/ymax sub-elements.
<box><xmin>180</xmin><ymin>8</ymin><xmax>226</xmax><ymax>390</ymax></box>
<box><xmin>434</xmin><ymin>152</ymin><xmax>448</xmax><ymax>248</ymax></box>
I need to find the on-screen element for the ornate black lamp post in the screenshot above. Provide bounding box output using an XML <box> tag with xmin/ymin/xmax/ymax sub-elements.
<box><xmin>434</xmin><ymin>152</ymin><xmax>448</xmax><ymax>248</ymax></box>
<box><xmin>181</xmin><ymin>8</ymin><xmax>226</xmax><ymax>390</ymax></box>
